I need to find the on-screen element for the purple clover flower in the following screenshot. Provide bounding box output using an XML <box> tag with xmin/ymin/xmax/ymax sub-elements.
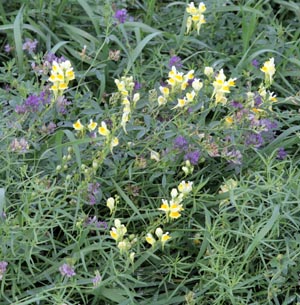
<box><xmin>59</xmin><ymin>263</ymin><xmax>76</xmax><ymax>277</ymax></box>
<box><xmin>277</xmin><ymin>147</ymin><xmax>287</xmax><ymax>160</ymax></box>
<box><xmin>251</xmin><ymin>59</ymin><xmax>259</xmax><ymax>68</ymax></box>
<box><xmin>92</xmin><ymin>271</ymin><xmax>102</xmax><ymax>287</ymax></box>
<box><xmin>245</xmin><ymin>133</ymin><xmax>264</xmax><ymax>148</ymax></box>
<box><xmin>114</xmin><ymin>9</ymin><xmax>128</xmax><ymax>24</ymax></box>
<box><xmin>56</xmin><ymin>96</ymin><xmax>71</xmax><ymax>115</ymax></box>
<box><xmin>254</xmin><ymin>95</ymin><xmax>263</xmax><ymax>107</ymax></box>
<box><xmin>88</xmin><ymin>182</ymin><xmax>100</xmax><ymax>194</ymax></box>
<box><xmin>10</xmin><ymin>138</ymin><xmax>29</xmax><ymax>153</ymax></box>
<box><xmin>168</xmin><ymin>56</ymin><xmax>182</xmax><ymax>69</ymax></box>
<box><xmin>0</xmin><ymin>261</ymin><xmax>8</xmax><ymax>280</ymax></box>
<box><xmin>84</xmin><ymin>216</ymin><xmax>108</xmax><ymax>229</ymax></box>
<box><xmin>22</xmin><ymin>38</ymin><xmax>38</xmax><ymax>54</ymax></box>
<box><xmin>184</xmin><ymin>150</ymin><xmax>200</xmax><ymax>165</ymax></box>
<box><xmin>15</xmin><ymin>91</ymin><xmax>50</xmax><ymax>114</ymax></box>
<box><xmin>4</xmin><ymin>44</ymin><xmax>12</xmax><ymax>53</ymax></box>
<box><xmin>24</xmin><ymin>95</ymin><xmax>40</xmax><ymax>112</ymax></box>
<box><xmin>260</xmin><ymin>119</ymin><xmax>277</xmax><ymax>131</ymax></box>
<box><xmin>134</xmin><ymin>81</ymin><xmax>142</xmax><ymax>91</ymax></box>
<box><xmin>231</xmin><ymin>100</ymin><xmax>243</xmax><ymax>109</ymax></box>
<box><xmin>174</xmin><ymin>136</ymin><xmax>189</xmax><ymax>151</ymax></box>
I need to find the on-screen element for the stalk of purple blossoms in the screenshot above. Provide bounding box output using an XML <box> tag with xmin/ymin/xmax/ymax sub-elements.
<box><xmin>56</xmin><ymin>96</ymin><xmax>71</xmax><ymax>115</ymax></box>
<box><xmin>59</xmin><ymin>263</ymin><xmax>76</xmax><ymax>277</ymax></box>
<box><xmin>184</xmin><ymin>150</ymin><xmax>200</xmax><ymax>165</ymax></box>
<box><xmin>168</xmin><ymin>55</ymin><xmax>183</xmax><ymax>69</ymax></box>
<box><xmin>277</xmin><ymin>147</ymin><xmax>287</xmax><ymax>160</ymax></box>
<box><xmin>84</xmin><ymin>216</ymin><xmax>108</xmax><ymax>229</ymax></box>
<box><xmin>92</xmin><ymin>270</ymin><xmax>102</xmax><ymax>287</ymax></box>
<box><xmin>10</xmin><ymin>138</ymin><xmax>29</xmax><ymax>153</ymax></box>
<box><xmin>22</xmin><ymin>38</ymin><xmax>38</xmax><ymax>54</ymax></box>
<box><xmin>114</xmin><ymin>9</ymin><xmax>128</xmax><ymax>23</ymax></box>
<box><xmin>0</xmin><ymin>261</ymin><xmax>8</xmax><ymax>280</ymax></box>
<box><xmin>174</xmin><ymin>136</ymin><xmax>189</xmax><ymax>151</ymax></box>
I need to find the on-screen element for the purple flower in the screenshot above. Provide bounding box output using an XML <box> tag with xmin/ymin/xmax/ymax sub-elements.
<box><xmin>134</xmin><ymin>81</ymin><xmax>142</xmax><ymax>91</ymax></box>
<box><xmin>15</xmin><ymin>104</ymin><xmax>27</xmax><ymax>114</ymax></box>
<box><xmin>254</xmin><ymin>95</ymin><xmax>262</xmax><ymax>107</ymax></box>
<box><xmin>174</xmin><ymin>136</ymin><xmax>189</xmax><ymax>151</ymax></box>
<box><xmin>114</xmin><ymin>9</ymin><xmax>128</xmax><ymax>24</ymax></box>
<box><xmin>168</xmin><ymin>56</ymin><xmax>182</xmax><ymax>69</ymax></box>
<box><xmin>59</xmin><ymin>263</ymin><xmax>76</xmax><ymax>277</ymax></box>
<box><xmin>4</xmin><ymin>44</ymin><xmax>12</xmax><ymax>53</ymax></box>
<box><xmin>260</xmin><ymin>119</ymin><xmax>277</xmax><ymax>131</ymax></box>
<box><xmin>10</xmin><ymin>138</ymin><xmax>29</xmax><ymax>153</ymax></box>
<box><xmin>251</xmin><ymin>59</ymin><xmax>259</xmax><ymax>68</ymax></box>
<box><xmin>92</xmin><ymin>271</ymin><xmax>102</xmax><ymax>287</ymax></box>
<box><xmin>22</xmin><ymin>38</ymin><xmax>38</xmax><ymax>54</ymax></box>
<box><xmin>88</xmin><ymin>182</ymin><xmax>100</xmax><ymax>194</ymax></box>
<box><xmin>231</xmin><ymin>101</ymin><xmax>243</xmax><ymax>109</ymax></box>
<box><xmin>56</xmin><ymin>96</ymin><xmax>71</xmax><ymax>115</ymax></box>
<box><xmin>184</xmin><ymin>150</ymin><xmax>200</xmax><ymax>165</ymax></box>
<box><xmin>277</xmin><ymin>147</ymin><xmax>287</xmax><ymax>160</ymax></box>
<box><xmin>0</xmin><ymin>261</ymin><xmax>8</xmax><ymax>280</ymax></box>
<box><xmin>84</xmin><ymin>216</ymin><xmax>108</xmax><ymax>230</ymax></box>
<box><xmin>223</xmin><ymin>148</ymin><xmax>242</xmax><ymax>164</ymax></box>
<box><xmin>24</xmin><ymin>95</ymin><xmax>40</xmax><ymax>112</ymax></box>
<box><xmin>245</xmin><ymin>133</ymin><xmax>264</xmax><ymax>148</ymax></box>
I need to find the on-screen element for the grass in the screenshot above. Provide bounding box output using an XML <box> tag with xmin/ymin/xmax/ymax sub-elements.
<box><xmin>1</xmin><ymin>0</ymin><xmax>300</xmax><ymax>304</ymax></box>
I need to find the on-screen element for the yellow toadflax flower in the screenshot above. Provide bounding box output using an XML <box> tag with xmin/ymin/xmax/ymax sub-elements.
<box><xmin>110</xmin><ymin>219</ymin><xmax>127</xmax><ymax>242</ymax></box>
<box><xmin>145</xmin><ymin>233</ymin><xmax>156</xmax><ymax>246</ymax></box>
<box><xmin>73</xmin><ymin>119</ymin><xmax>84</xmax><ymax>131</ymax></box>
<box><xmin>158</xmin><ymin>199</ymin><xmax>184</xmax><ymax>220</ymax></box>
<box><xmin>88</xmin><ymin>119</ymin><xmax>97</xmax><ymax>132</ymax></box>
<box><xmin>49</xmin><ymin>60</ymin><xmax>75</xmax><ymax>98</ymax></box>
<box><xmin>260</xmin><ymin>58</ymin><xmax>275</xmax><ymax>87</ymax></box>
<box><xmin>98</xmin><ymin>121</ymin><xmax>110</xmax><ymax>137</ymax></box>
<box><xmin>186</xmin><ymin>2</ymin><xmax>206</xmax><ymax>34</ymax></box>
<box><xmin>155</xmin><ymin>227</ymin><xmax>171</xmax><ymax>249</ymax></box>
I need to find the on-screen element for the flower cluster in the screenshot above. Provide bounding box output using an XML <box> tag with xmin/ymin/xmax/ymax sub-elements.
<box><xmin>186</xmin><ymin>2</ymin><xmax>206</xmax><ymax>34</ymax></box>
<box><xmin>158</xmin><ymin>66</ymin><xmax>203</xmax><ymax>109</ymax></box>
<box><xmin>0</xmin><ymin>261</ymin><xmax>8</xmax><ymax>280</ymax></box>
<box><xmin>59</xmin><ymin>263</ymin><xmax>76</xmax><ymax>277</ymax></box>
<box><xmin>110</xmin><ymin>219</ymin><xmax>135</xmax><ymax>259</ymax></box>
<box><xmin>260</xmin><ymin>57</ymin><xmax>275</xmax><ymax>87</ymax></box>
<box><xmin>48</xmin><ymin>60</ymin><xmax>75</xmax><ymax>98</ymax></box>
<box><xmin>212</xmin><ymin>68</ymin><xmax>236</xmax><ymax>105</ymax></box>
<box><xmin>115</xmin><ymin>76</ymin><xmax>140</xmax><ymax>132</ymax></box>
<box><xmin>10</xmin><ymin>138</ymin><xmax>29</xmax><ymax>153</ymax></box>
<box><xmin>146</xmin><ymin>227</ymin><xmax>171</xmax><ymax>249</ymax></box>
<box><xmin>73</xmin><ymin>119</ymin><xmax>119</xmax><ymax>151</ymax></box>
<box><xmin>158</xmin><ymin>181</ymin><xmax>193</xmax><ymax>221</ymax></box>
<box><xmin>15</xmin><ymin>91</ymin><xmax>51</xmax><ymax>114</ymax></box>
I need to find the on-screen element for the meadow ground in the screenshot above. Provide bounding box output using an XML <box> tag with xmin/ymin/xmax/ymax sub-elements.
<box><xmin>1</xmin><ymin>1</ymin><xmax>300</xmax><ymax>304</ymax></box>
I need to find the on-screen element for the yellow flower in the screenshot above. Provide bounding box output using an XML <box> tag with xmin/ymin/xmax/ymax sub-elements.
<box><xmin>225</xmin><ymin>116</ymin><xmax>233</xmax><ymax>125</ymax></box>
<box><xmin>204</xmin><ymin>66</ymin><xmax>214</xmax><ymax>77</ymax></box>
<box><xmin>110</xmin><ymin>137</ymin><xmax>119</xmax><ymax>152</ymax></box>
<box><xmin>88</xmin><ymin>119</ymin><xmax>97</xmax><ymax>132</ymax></box>
<box><xmin>150</xmin><ymin>150</ymin><xmax>160</xmax><ymax>162</ymax></box>
<box><xmin>145</xmin><ymin>233</ymin><xmax>156</xmax><ymax>246</ymax></box>
<box><xmin>98</xmin><ymin>121</ymin><xmax>110</xmax><ymax>136</ymax></box>
<box><xmin>159</xmin><ymin>86</ymin><xmax>170</xmax><ymax>98</ymax></box>
<box><xmin>49</xmin><ymin>60</ymin><xmax>75</xmax><ymax>97</ymax></box>
<box><xmin>158</xmin><ymin>95</ymin><xmax>167</xmax><ymax>106</ymax></box>
<box><xmin>158</xmin><ymin>199</ymin><xmax>184</xmax><ymax>219</ymax></box>
<box><xmin>260</xmin><ymin>58</ymin><xmax>275</xmax><ymax>86</ymax></box>
<box><xmin>178</xmin><ymin>180</ymin><xmax>193</xmax><ymax>195</ymax></box>
<box><xmin>186</xmin><ymin>2</ymin><xmax>206</xmax><ymax>34</ymax></box>
<box><xmin>155</xmin><ymin>227</ymin><xmax>171</xmax><ymax>248</ymax></box>
<box><xmin>73</xmin><ymin>119</ymin><xmax>84</xmax><ymax>131</ymax></box>
<box><xmin>110</xmin><ymin>219</ymin><xmax>127</xmax><ymax>242</ymax></box>
<box><xmin>106</xmin><ymin>197</ymin><xmax>115</xmax><ymax>214</ymax></box>
<box><xmin>172</xmin><ymin>98</ymin><xmax>188</xmax><ymax>109</ymax></box>
<box><xmin>192</xmin><ymin>78</ymin><xmax>203</xmax><ymax>91</ymax></box>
